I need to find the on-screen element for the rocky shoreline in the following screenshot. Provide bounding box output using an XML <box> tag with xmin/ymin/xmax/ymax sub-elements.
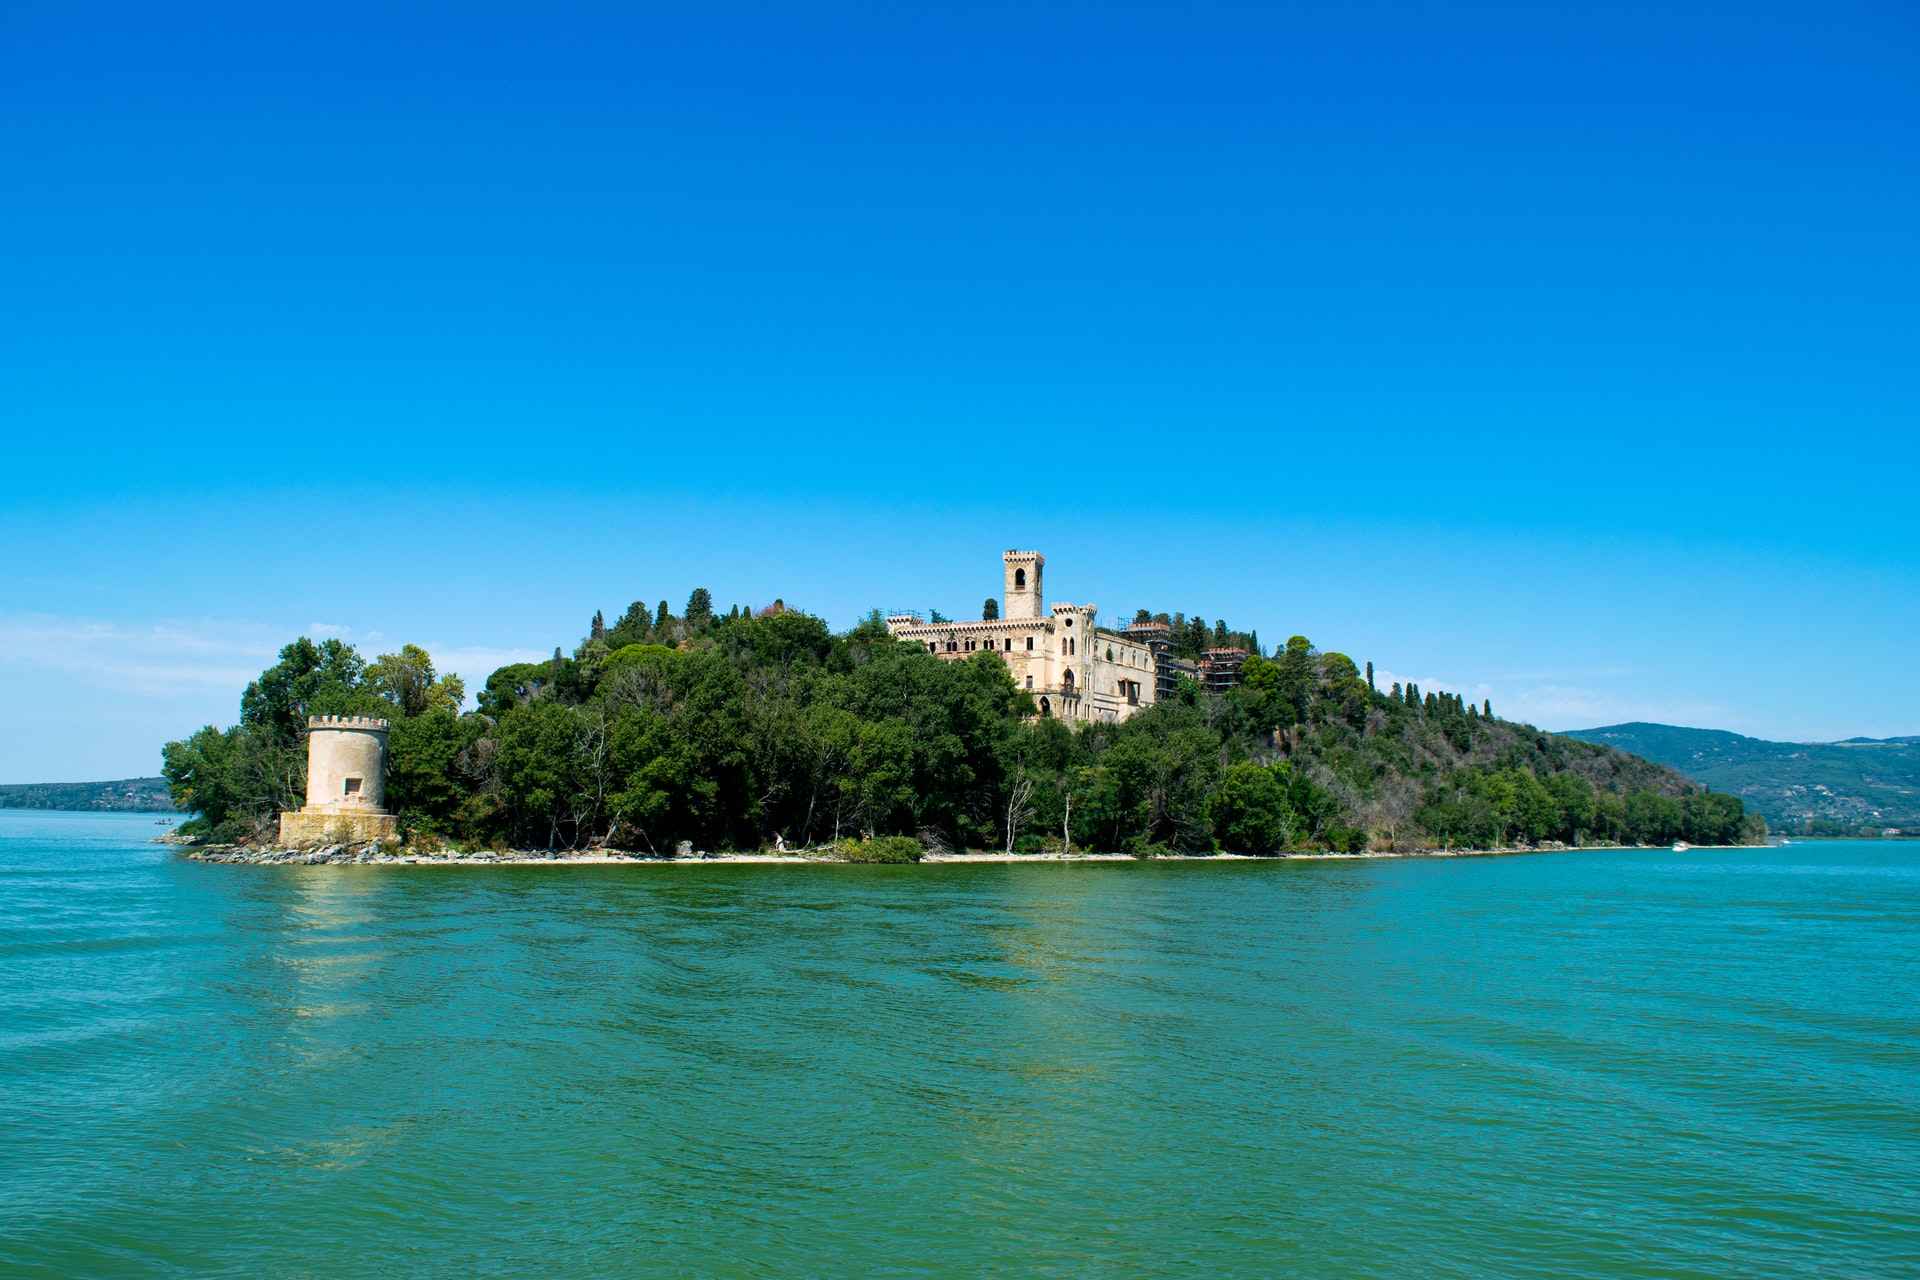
<box><xmin>173</xmin><ymin>840</ymin><xmax>1764</xmax><ymax>867</ymax></box>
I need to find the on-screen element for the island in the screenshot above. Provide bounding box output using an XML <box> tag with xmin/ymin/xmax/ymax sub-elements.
<box><xmin>162</xmin><ymin>549</ymin><xmax>1764</xmax><ymax>865</ymax></box>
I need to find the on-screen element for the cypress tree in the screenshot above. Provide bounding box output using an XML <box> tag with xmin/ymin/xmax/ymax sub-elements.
<box><xmin>590</xmin><ymin>610</ymin><xmax>606</xmax><ymax>642</ymax></box>
<box><xmin>1366</xmin><ymin>660</ymin><xmax>1375</xmax><ymax>691</ymax></box>
<box><xmin>655</xmin><ymin>600</ymin><xmax>670</xmax><ymax>631</ymax></box>
<box><xmin>1483</xmin><ymin>698</ymin><xmax>1493</xmax><ymax>719</ymax></box>
<box><xmin>983</xmin><ymin>597</ymin><xmax>1000</xmax><ymax>620</ymax></box>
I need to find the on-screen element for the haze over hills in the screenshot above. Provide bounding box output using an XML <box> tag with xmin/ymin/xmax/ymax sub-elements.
<box><xmin>0</xmin><ymin>778</ymin><xmax>178</xmax><ymax>813</ymax></box>
<box><xmin>1564</xmin><ymin>724</ymin><xmax>1920</xmax><ymax>835</ymax></box>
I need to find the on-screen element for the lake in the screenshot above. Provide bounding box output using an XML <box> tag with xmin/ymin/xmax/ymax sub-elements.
<box><xmin>2</xmin><ymin>810</ymin><xmax>1915</xmax><ymax>1277</ymax></box>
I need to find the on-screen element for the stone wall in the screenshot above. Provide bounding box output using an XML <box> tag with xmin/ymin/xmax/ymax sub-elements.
<box><xmin>277</xmin><ymin>809</ymin><xmax>398</xmax><ymax>845</ymax></box>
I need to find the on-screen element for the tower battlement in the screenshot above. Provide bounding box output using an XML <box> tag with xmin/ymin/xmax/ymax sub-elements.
<box><xmin>306</xmin><ymin>715</ymin><xmax>391</xmax><ymax>732</ymax></box>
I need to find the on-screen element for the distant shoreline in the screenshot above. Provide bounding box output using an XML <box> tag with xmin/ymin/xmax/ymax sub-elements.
<box><xmin>177</xmin><ymin>841</ymin><xmax>1771</xmax><ymax>868</ymax></box>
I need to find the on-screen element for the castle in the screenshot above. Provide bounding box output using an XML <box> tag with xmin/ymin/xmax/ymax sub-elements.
<box><xmin>887</xmin><ymin>551</ymin><xmax>1159</xmax><ymax>723</ymax></box>
<box><xmin>278</xmin><ymin>715</ymin><xmax>398</xmax><ymax>844</ymax></box>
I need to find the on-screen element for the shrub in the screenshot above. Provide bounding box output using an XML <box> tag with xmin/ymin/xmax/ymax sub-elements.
<box><xmin>833</xmin><ymin>835</ymin><xmax>924</xmax><ymax>864</ymax></box>
<box><xmin>1327</xmin><ymin>824</ymin><xmax>1369</xmax><ymax>853</ymax></box>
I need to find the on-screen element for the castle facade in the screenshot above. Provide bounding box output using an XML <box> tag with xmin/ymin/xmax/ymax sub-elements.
<box><xmin>887</xmin><ymin>551</ymin><xmax>1156</xmax><ymax>723</ymax></box>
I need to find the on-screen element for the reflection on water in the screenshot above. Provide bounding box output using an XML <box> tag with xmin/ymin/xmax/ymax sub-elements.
<box><xmin>2</xmin><ymin>811</ymin><xmax>1917</xmax><ymax>1278</ymax></box>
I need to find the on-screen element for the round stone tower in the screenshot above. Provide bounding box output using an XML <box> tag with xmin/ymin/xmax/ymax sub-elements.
<box><xmin>304</xmin><ymin>715</ymin><xmax>390</xmax><ymax>812</ymax></box>
<box><xmin>279</xmin><ymin>715</ymin><xmax>398</xmax><ymax>845</ymax></box>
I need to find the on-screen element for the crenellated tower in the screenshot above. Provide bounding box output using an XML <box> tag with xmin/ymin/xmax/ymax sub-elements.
<box><xmin>1003</xmin><ymin>550</ymin><xmax>1044</xmax><ymax>620</ymax></box>
<box><xmin>278</xmin><ymin>715</ymin><xmax>399</xmax><ymax>845</ymax></box>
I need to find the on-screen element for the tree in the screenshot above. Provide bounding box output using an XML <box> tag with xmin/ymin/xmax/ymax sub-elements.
<box><xmin>608</xmin><ymin>600</ymin><xmax>652</xmax><ymax>648</ymax></box>
<box><xmin>1132</xmin><ymin>608</ymin><xmax>1152</xmax><ymax>624</ymax></box>
<box><xmin>685</xmin><ymin>588</ymin><xmax>714</xmax><ymax>633</ymax></box>
<box><xmin>1276</xmin><ymin>636</ymin><xmax>1315</xmax><ymax>727</ymax></box>
<box><xmin>590</xmin><ymin>610</ymin><xmax>606</xmax><ymax>642</ymax></box>
<box><xmin>982</xmin><ymin>597</ymin><xmax>1000</xmax><ymax>621</ymax></box>
<box><xmin>365</xmin><ymin>644</ymin><xmax>465</xmax><ymax>718</ymax></box>
<box><xmin>1365</xmin><ymin>660</ymin><xmax>1374</xmax><ymax>692</ymax></box>
<box><xmin>1210</xmin><ymin>762</ymin><xmax>1293</xmax><ymax>853</ymax></box>
<box><xmin>240</xmin><ymin>637</ymin><xmax>373</xmax><ymax>746</ymax></box>
<box><xmin>1483</xmin><ymin>698</ymin><xmax>1493</xmax><ymax>719</ymax></box>
<box><xmin>1004</xmin><ymin>772</ymin><xmax>1035</xmax><ymax>853</ymax></box>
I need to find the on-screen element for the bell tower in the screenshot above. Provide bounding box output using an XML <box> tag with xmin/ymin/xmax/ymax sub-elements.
<box><xmin>1003</xmin><ymin>550</ymin><xmax>1044</xmax><ymax>620</ymax></box>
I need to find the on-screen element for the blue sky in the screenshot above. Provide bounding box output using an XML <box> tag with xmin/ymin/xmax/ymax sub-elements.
<box><xmin>3</xmin><ymin>2</ymin><xmax>1917</xmax><ymax>780</ymax></box>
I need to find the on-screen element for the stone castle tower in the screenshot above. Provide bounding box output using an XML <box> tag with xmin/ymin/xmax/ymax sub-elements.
<box><xmin>886</xmin><ymin>549</ymin><xmax>1155</xmax><ymax>724</ymax></box>
<box><xmin>278</xmin><ymin>715</ymin><xmax>399</xmax><ymax>845</ymax></box>
<box><xmin>1003</xmin><ymin>550</ymin><xmax>1044</xmax><ymax>620</ymax></box>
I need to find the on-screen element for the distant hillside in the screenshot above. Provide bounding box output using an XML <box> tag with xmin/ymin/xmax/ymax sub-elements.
<box><xmin>1564</xmin><ymin>724</ymin><xmax>1920</xmax><ymax>834</ymax></box>
<box><xmin>0</xmin><ymin>777</ymin><xmax>179</xmax><ymax>813</ymax></box>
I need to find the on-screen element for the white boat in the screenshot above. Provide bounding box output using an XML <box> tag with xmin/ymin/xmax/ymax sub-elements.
<box><xmin>1672</xmin><ymin>841</ymin><xmax>1691</xmax><ymax>852</ymax></box>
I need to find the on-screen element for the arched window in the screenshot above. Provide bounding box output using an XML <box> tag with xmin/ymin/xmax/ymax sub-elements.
<box><xmin>1063</xmin><ymin>669</ymin><xmax>1075</xmax><ymax>690</ymax></box>
<box><xmin>1015</xmin><ymin>568</ymin><xmax>1026</xmax><ymax>589</ymax></box>
<box><xmin>1069</xmin><ymin>638</ymin><xmax>1076</xmax><ymax>655</ymax></box>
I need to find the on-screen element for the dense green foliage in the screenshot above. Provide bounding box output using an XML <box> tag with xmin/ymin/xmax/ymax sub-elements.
<box><xmin>164</xmin><ymin>595</ymin><xmax>1761</xmax><ymax>853</ymax></box>
<box><xmin>833</xmin><ymin>835</ymin><xmax>926</xmax><ymax>864</ymax></box>
<box><xmin>1566</xmin><ymin>722</ymin><xmax>1920</xmax><ymax>835</ymax></box>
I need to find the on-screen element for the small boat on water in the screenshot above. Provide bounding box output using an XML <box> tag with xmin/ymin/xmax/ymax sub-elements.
<box><xmin>1672</xmin><ymin>841</ymin><xmax>1691</xmax><ymax>852</ymax></box>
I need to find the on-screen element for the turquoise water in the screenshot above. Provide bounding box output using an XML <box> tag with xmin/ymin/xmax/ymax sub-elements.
<box><xmin>2</xmin><ymin>811</ymin><xmax>1916</xmax><ymax>1277</ymax></box>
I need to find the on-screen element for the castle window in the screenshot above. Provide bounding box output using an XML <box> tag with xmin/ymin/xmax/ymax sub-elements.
<box><xmin>1026</xmin><ymin>637</ymin><xmax>1033</xmax><ymax>651</ymax></box>
<box><xmin>344</xmin><ymin>777</ymin><xmax>362</xmax><ymax>796</ymax></box>
<box><xmin>928</xmin><ymin>642</ymin><xmax>936</xmax><ymax>653</ymax></box>
<box><xmin>1015</xmin><ymin>568</ymin><xmax>1026</xmax><ymax>589</ymax></box>
<box><xmin>1070</xmin><ymin>638</ymin><xmax>1076</xmax><ymax>655</ymax></box>
<box><xmin>1065</xmin><ymin>618</ymin><xmax>1073</xmax><ymax>627</ymax></box>
<box><xmin>1004</xmin><ymin>638</ymin><xmax>1012</xmax><ymax>652</ymax></box>
<box><xmin>1107</xmin><ymin>647</ymin><xmax>1114</xmax><ymax>661</ymax></box>
<box><xmin>1025</xmin><ymin>675</ymin><xmax>1033</xmax><ymax>689</ymax></box>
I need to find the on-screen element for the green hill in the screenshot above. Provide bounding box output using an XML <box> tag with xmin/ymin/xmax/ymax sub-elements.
<box><xmin>161</xmin><ymin>603</ymin><xmax>1757</xmax><ymax>853</ymax></box>
<box><xmin>1563</xmin><ymin>723</ymin><xmax>1920</xmax><ymax>834</ymax></box>
<box><xmin>0</xmin><ymin>777</ymin><xmax>179</xmax><ymax>813</ymax></box>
